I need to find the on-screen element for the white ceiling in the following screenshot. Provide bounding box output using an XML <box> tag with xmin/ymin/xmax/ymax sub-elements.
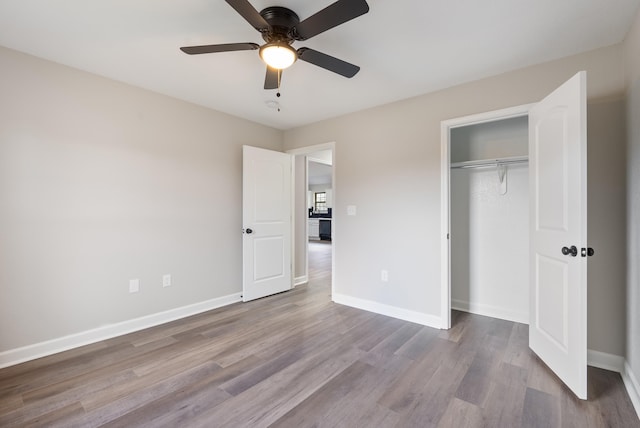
<box><xmin>308</xmin><ymin>160</ymin><xmax>332</xmax><ymax>186</ymax></box>
<box><xmin>0</xmin><ymin>0</ymin><xmax>638</xmax><ymax>130</ymax></box>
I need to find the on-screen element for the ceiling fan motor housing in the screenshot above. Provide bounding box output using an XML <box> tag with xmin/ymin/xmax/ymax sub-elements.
<box><xmin>259</xmin><ymin>7</ymin><xmax>299</xmax><ymax>44</ymax></box>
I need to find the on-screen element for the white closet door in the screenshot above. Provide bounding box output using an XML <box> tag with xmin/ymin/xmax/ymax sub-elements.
<box><xmin>529</xmin><ymin>71</ymin><xmax>587</xmax><ymax>399</ymax></box>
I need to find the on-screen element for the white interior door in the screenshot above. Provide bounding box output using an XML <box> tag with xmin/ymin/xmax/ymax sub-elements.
<box><xmin>529</xmin><ymin>71</ymin><xmax>587</xmax><ymax>399</ymax></box>
<box><xmin>243</xmin><ymin>145</ymin><xmax>292</xmax><ymax>302</ymax></box>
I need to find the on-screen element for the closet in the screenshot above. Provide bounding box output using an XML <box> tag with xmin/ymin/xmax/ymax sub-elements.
<box><xmin>450</xmin><ymin>115</ymin><xmax>530</xmax><ymax>324</ymax></box>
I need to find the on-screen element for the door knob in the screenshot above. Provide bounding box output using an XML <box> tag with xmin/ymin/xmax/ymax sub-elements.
<box><xmin>244</xmin><ymin>228</ymin><xmax>253</xmax><ymax>234</ymax></box>
<box><xmin>561</xmin><ymin>245</ymin><xmax>578</xmax><ymax>257</ymax></box>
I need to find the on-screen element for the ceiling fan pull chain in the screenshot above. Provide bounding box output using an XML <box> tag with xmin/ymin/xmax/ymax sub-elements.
<box><xmin>277</xmin><ymin>69</ymin><xmax>282</xmax><ymax>99</ymax></box>
<box><xmin>277</xmin><ymin>69</ymin><xmax>282</xmax><ymax>111</ymax></box>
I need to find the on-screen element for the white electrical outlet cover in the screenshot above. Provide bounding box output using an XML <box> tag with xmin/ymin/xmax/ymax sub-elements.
<box><xmin>163</xmin><ymin>274</ymin><xmax>171</xmax><ymax>287</ymax></box>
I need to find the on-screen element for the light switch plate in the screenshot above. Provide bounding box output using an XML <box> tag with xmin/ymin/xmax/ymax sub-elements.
<box><xmin>129</xmin><ymin>279</ymin><xmax>140</xmax><ymax>293</ymax></box>
<box><xmin>347</xmin><ymin>205</ymin><xmax>357</xmax><ymax>216</ymax></box>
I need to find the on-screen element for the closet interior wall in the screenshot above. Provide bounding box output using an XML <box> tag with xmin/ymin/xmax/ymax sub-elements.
<box><xmin>450</xmin><ymin>116</ymin><xmax>530</xmax><ymax>324</ymax></box>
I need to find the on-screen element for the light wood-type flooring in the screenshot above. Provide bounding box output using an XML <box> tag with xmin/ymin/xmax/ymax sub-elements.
<box><xmin>1</xmin><ymin>240</ymin><xmax>638</xmax><ymax>427</ymax></box>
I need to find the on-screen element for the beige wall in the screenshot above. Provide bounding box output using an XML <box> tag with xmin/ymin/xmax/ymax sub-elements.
<box><xmin>587</xmin><ymin>97</ymin><xmax>627</xmax><ymax>355</ymax></box>
<box><xmin>0</xmin><ymin>46</ymin><xmax>283</xmax><ymax>352</ymax></box>
<box><xmin>624</xmin><ymin>7</ymin><xmax>640</xmax><ymax>381</ymax></box>
<box><xmin>284</xmin><ymin>45</ymin><xmax>627</xmax><ymax>356</ymax></box>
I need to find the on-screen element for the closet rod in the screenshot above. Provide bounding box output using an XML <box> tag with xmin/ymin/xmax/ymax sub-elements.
<box><xmin>450</xmin><ymin>156</ymin><xmax>528</xmax><ymax>169</ymax></box>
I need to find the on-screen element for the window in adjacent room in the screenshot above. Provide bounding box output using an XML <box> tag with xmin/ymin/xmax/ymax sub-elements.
<box><xmin>314</xmin><ymin>192</ymin><xmax>327</xmax><ymax>212</ymax></box>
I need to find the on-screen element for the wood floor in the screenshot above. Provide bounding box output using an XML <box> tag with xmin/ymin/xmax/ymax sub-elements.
<box><xmin>1</xmin><ymin>240</ymin><xmax>638</xmax><ymax>427</ymax></box>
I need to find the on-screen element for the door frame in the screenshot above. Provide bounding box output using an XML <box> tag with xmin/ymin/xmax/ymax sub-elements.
<box><xmin>286</xmin><ymin>142</ymin><xmax>336</xmax><ymax>297</ymax></box>
<box><xmin>440</xmin><ymin>104</ymin><xmax>534</xmax><ymax>329</ymax></box>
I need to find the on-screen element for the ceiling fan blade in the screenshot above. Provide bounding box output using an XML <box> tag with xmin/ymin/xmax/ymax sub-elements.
<box><xmin>297</xmin><ymin>47</ymin><xmax>360</xmax><ymax>78</ymax></box>
<box><xmin>180</xmin><ymin>43</ymin><xmax>259</xmax><ymax>55</ymax></box>
<box><xmin>264</xmin><ymin>66</ymin><xmax>280</xmax><ymax>90</ymax></box>
<box><xmin>225</xmin><ymin>0</ymin><xmax>270</xmax><ymax>32</ymax></box>
<box><xmin>292</xmin><ymin>0</ymin><xmax>369</xmax><ymax>40</ymax></box>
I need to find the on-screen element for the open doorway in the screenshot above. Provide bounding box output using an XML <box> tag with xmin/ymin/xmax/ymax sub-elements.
<box><xmin>287</xmin><ymin>143</ymin><xmax>335</xmax><ymax>297</ymax></box>
<box><xmin>449</xmin><ymin>115</ymin><xmax>530</xmax><ymax>325</ymax></box>
<box><xmin>441</xmin><ymin>105</ymin><xmax>532</xmax><ymax>329</ymax></box>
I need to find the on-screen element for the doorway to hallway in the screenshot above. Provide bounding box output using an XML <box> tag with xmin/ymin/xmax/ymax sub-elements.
<box><xmin>308</xmin><ymin>240</ymin><xmax>332</xmax><ymax>286</ymax></box>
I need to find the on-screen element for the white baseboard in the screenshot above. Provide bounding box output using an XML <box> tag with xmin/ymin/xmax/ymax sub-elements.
<box><xmin>294</xmin><ymin>275</ymin><xmax>309</xmax><ymax>286</ymax></box>
<box><xmin>333</xmin><ymin>293</ymin><xmax>443</xmax><ymax>329</ymax></box>
<box><xmin>452</xmin><ymin>299</ymin><xmax>528</xmax><ymax>324</ymax></box>
<box><xmin>587</xmin><ymin>349</ymin><xmax>625</xmax><ymax>372</ymax></box>
<box><xmin>0</xmin><ymin>292</ymin><xmax>242</xmax><ymax>369</ymax></box>
<box><xmin>575</xmin><ymin>350</ymin><xmax>640</xmax><ymax>418</ymax></box>
<box><xmin>622</xmin><ymin>361</ymin><xmax>640</xmax><ymax>420</ymax></box>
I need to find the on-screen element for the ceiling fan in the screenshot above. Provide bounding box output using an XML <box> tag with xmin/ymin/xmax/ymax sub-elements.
<box><xmin>180</xmin><ymin>0</ymin><xmax>370</xmax><ymax>91</ymax></box>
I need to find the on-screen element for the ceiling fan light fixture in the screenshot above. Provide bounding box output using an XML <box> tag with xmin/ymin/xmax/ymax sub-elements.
<box><xmin>259</xmin><ymin>43</ymin><xmax>297</xmax><ymax>69</ymax></box>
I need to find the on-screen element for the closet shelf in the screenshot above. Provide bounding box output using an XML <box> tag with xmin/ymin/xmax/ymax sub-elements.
<box><xmin>450</xmin><ymin>156</ymin><xmax>528</xmax><ymax>169</ymax></box>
